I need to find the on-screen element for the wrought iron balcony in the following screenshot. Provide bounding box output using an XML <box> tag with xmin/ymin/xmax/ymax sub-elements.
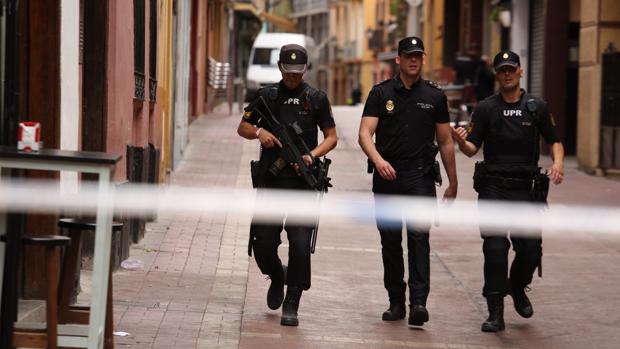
<box><xmin>134</xmin><ymin>72</ymin><xmax>145</xmax><ymax>101</ymax></box>
<box><xmin>149</xmin><ymin>78</ymin><xmax>157</xmax><ymax>102</ymax></box>
<box><xmin>292</xmin><ymin>0</ymin><xmax>329</xmax><ymax>16</ymax></box>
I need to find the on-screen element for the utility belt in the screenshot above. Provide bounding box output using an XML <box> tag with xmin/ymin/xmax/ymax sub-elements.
<box><xmin>250</xmin><ymin>157</ymin><xmax>328</xmax><ymax>188</ymax></box>
<box><xmin>250</xmin><ymin>157</ymin><xmax>298</xmax><ymax>188</ymax></box>
<box><xmin>368</xmin><ymin>158</ymin><xmax>442</xmax><ymax>186</ymax></box>
<box><xmin>473</xmin><ymin>161</ymin><xmax>549</xmax><ymax>203</ymax></box>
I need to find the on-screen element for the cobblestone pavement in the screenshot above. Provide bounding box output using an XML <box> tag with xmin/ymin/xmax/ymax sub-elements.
<box><xmin>110</xmin><ymin>104</ymin><xmax>620</xmax><ymax>349</ymax></box>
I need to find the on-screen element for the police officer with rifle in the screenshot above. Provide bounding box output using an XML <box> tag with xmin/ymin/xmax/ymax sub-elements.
<box><xmin>237</xmin><ymin>44</ymin><xmax>337</xmax><ymax>327</ymax></box>
<box><xmin>452</xmin><ymin>51</ymin><xmax>564</xmax><ymax>332</ymax></box>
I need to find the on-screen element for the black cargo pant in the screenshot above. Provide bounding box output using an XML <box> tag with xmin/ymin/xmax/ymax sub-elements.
<box><xmin>250</xmin><ymin>176</ymin><xmax>313</xmax><ymax>290</ymax></box>
<box><xmin>478</xmin><ymin>184</ymin><xmax>542</xmax><ymax>297</ymax></box>
<box><xmin>373</xmin><ymin>168</ymin><xmax>436</xmax><ymax>306</ymax></box>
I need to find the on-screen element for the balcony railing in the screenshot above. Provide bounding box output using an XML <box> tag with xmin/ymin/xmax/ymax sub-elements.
<box><xmin>149</xmin><ymin>78</ymin><xmax>157</xmax><ymax>102</ymax></box>
<box><xmin>135</xmin><ymin>72</ymin><xmax>145</xmax><ymax>101</ymax></box>
<box><xmin>368</xmin><ymin>29</ymin><xmax>384</xmax><ymax>51</ymax></box>
<box><xmin>343</xmin><ymin>40</ymin><xmax>357</xmax><ymax>60</ymax></box>
<box><xmin>292</xmin><ymin>0</ymin><xmax>329</xmax><ymax>16</ymax></box>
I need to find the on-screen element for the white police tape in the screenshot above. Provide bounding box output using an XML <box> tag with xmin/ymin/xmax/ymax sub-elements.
<box><xmin>0</xmin><ymin>179</ymin><xmax>618</xmax><ymax>238</ymax></box>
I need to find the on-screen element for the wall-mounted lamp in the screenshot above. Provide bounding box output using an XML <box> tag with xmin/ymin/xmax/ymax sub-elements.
<box><xmin>499</xmin><ymin>9</ymin><xmax>511</xmax><ymax>28</ymax></box>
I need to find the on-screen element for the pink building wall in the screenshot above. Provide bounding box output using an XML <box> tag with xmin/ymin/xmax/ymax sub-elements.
<box><xmin>106</xmin><ymin>0</ymin><xmax>153</xmax><ymax>181</ymax></box>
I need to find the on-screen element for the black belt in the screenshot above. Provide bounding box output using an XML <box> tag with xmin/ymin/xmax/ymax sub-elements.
<box><xmin>386</xmin><ymin>158</ymin><xmax>433</xmax><ymax>170</ymax></box>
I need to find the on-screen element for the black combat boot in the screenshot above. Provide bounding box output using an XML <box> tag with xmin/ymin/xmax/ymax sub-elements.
<box><xmin>382</xmin><ymin>302</ymin><xmax>406</xmax><ymax>321</ymax></box>
<box><xmin>280</xmin><ymin>286</ymin><xmax>302</xmax><ymax>326</ymax></box>
<box><xmin>408</xmin><ymin>304</ymin><xmax>429</xmax><ymax>327</ymax></box>
<box><xmin>481</xmin><ymin>294</ymin><xmax>505</xmax><ymax>332</ymax></box>
<box><xmin>267</xmin><ymin>265</ymin><xmax>287</xmax><ymax>310</ymax></box>
<box><xmin>509</xmin><ymin>285</ymin><xmax>533</xmax><ymax>318</ymax></box>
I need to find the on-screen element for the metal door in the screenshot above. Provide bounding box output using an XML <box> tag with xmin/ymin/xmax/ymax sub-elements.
<box><xmin>600</xmin><ymin>44</ymin><xmax>620</xmax><ymax>169</ymax></box>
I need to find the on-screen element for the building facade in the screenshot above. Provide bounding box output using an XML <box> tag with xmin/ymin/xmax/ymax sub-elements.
<box><xmin>577</xmin><ymin>0</ymin><xmax>620</xmax><ymax>174</ymax></box>
<box><xmin>0</xmin><ymin>0</ymin><xmax>242</xmax><ymax>303</ymax></box>
<box><xmin>292</xmin><ymin>0</ymin><xmax>331</xmax><ymax>93</ymax></box>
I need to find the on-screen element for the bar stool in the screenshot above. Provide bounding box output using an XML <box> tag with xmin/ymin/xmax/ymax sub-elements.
<box><xmin>1</xmin><ymin>233</ymin><xmax>70</xmax><ymax>349</ymax></box>
<box><xmin>57</xmin><ymin>218</ymin><xmax>124</xmax><ymax>349</ymax></box>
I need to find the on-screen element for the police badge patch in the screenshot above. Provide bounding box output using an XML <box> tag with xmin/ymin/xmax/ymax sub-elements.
<box><xmin>243</xmin><ymin>111</ymin><xmax>253</xmax><ymax>119</ymax></box>
<box><xmin>425</xmin><ymin>80</ymin><xmax>442</xmax><ymax>90</ymax></box>
<box><xmin>386</xmin><ymin>100</ymin><xmax>395</xmax><ymax>112</ymax></box>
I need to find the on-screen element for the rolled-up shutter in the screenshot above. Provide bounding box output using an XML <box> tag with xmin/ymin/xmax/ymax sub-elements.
<box><xmin>529</xmin><ymin>0</ymin><xmax>545</xmax><ymax>96</ymax></box>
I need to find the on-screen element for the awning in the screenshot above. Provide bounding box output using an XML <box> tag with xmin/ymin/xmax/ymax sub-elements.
<box><xmin>259</xmin><ymin>12</ymin><xmax>297</xmax><ymax>32</ymax></box>
<box><xmin>233</xmin><ymin>2</ymin><xmax>261</xmax><ymax>18</ymax></box>
<box><xmin>232</xmin><ymin>2</ymin><xmax>297</xmax><ymax>32</ymax></box>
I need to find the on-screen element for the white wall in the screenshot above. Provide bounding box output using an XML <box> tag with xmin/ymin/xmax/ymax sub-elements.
<box><xmin>173</xmin><ymin>0</ymin><xmax>191</xmax><ymax>169</ymax></box>
<box><xmin>511</xmin><ymin>0</ymin><xmax>530</xmax><ymax>90</ymax></box>
<box><xmin>60</xmin><ymin>0</ymin><xmax>80</xmax><ymax>193</ymax></box>
<box><xmin>406</xmin><ymin>0</ymin><xmax>423</xmax><ymax>37</ymax></box>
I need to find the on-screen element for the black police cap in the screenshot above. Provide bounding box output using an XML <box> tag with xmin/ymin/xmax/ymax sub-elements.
<box><xmin>398</xmin><ymin>36</ymin><xmax>425</xmax><ymax>55</ymax></box>
<box><xmin>493</xmin><ymin>50</ymin><xmax>520</xmax><ymax>70</ymax></box>
<box><xmin>279</xmin><ymin>44</ymin><xmax>308</xmax><ymax>74</ymax></box>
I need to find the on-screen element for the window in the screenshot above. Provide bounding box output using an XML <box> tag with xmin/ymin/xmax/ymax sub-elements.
<box><xmin>134</xmin><ymin>0</ymin><xmax>145</xmax><ymax>100</ymax></box>
<box><xmin>252</xmin><ymin>48</ymin><xmax>279</xmax><ymax>66</ymax></box>
<box><xmin>149</xmin><ymin>0</ymin><xmax>157</xmax><ymax>101</ymax></box>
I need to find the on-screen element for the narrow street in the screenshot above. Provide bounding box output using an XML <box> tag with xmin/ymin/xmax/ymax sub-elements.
<box><xmin>111</xmin><ymin>104</ymin><xmax>620</xmax><ymax>349</ymax></box>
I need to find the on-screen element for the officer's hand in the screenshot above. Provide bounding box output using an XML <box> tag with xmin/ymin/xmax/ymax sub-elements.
<box><xmin>450</xmin><ymin>126</ymin><xmax>468</xmax><ymax>144</ymax></box>
<box><xmin>442</xmin><ymin>184</ymin><xmax>457</xmax><ymax>203</ymax></box>
<box><xmin>291</xmin><ymin>154</ymin><xmax>314</xmax><ymax>175</ymax></box>
<box><xmin>548</xmin><ymin>164</ymin><xmax>564</xmax><ymax>185</ymax></box>
<box><xmin>374</xmin><ymin>158</ymin><xmax>397</xmax><ymax>181</ymax></box>
<box><xmin>258</xmin><ymin>130</ymin><xmax>282</xmax><ymax>148</ymax></box>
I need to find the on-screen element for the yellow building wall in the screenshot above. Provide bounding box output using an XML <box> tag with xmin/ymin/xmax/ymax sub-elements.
<box><xmin>208</xmin><ymin>0</ymin><xmax>229</xmax><ymax>62</ymax></box>
<box><xmin>361</xmin><ymin>0</ymin><xmax>376</xmax><ymax>100</ymax></box>
<box><xmin>577</xmin><ymin>0</ymin><xmax>620</xmax><ymax>172</ymax></box>
<box><xmin>601</xmin><ymin>0</ymin><xmax>620</xmax><ymax>22</ymax></box>
<box><xmin>195</xmin><ymin>0</ymin><xmax>208</xmax><ymax>117</ymax></box>
<box><xmin>422</xmin><ymin>0</ymin><xmax>444</xmax><ymax>79</ymax></box>
<box><xmin>156</xmin><ymin>0</ymin><xmax>174</xmax><ymax>182</ymax></box>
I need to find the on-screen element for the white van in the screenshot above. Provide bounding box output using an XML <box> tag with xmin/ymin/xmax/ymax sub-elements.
<box><xmin>245</xmin><ymin>32</ymin><xmax>317</xmax><ymax>101</ymax></box>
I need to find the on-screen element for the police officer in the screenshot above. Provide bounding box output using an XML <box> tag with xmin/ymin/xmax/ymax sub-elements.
<box><xmin>358</xmin><ymin>37</ymin><xmax>458</xmax><ymax>327</ymax></box>
<box><xmin>451</xmin><ymin>50</ymin><xmax>564</xmax><ymax>332</ymax></box>
<box><xmin>237</xmin><ymin>44</ymin><xmax>337</xmax><ymax>326</ymax></box>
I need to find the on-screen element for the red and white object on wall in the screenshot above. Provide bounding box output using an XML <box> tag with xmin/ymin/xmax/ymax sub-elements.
<box><xmin>17</xmin><ymin>122</ymin><xmax>41</xmax><ymax>152</ymax></box>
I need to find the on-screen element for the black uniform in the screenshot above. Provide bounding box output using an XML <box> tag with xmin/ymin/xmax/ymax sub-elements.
<box><xmin>362</xmin><ymin>75</ymin><xmax>449</xmax><ymax>306</ymax></box>
<box><xmin>243</xmin><ymin>80</ymin><xmax>335</xmax><ymax>290</ymax></box>
<box><xmin>467</xmin><ymin>89</ymin><xmax>560</xmax><ymax>297</ymax></box>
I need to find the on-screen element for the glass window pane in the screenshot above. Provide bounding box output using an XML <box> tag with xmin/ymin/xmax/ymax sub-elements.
<box><xmin>252</xmin><ymin>48</ymin><xmax>279</xmax><ymax>66</ymax></box>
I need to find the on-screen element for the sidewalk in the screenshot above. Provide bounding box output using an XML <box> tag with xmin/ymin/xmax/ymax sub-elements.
<box><xmin>111</xmin><ymin>106</ymin><xmax>253</xmax><ymax>348</ymax></box>
<box><xmin>111</xmin><ymin>104</ymin><xmax>620</xmax><ymax>349</ymax></box>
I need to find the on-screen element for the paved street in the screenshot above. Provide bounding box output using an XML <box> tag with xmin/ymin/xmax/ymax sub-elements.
<box><xmin>111</xmin><ymin>104</ymin><xmax>620</xmax><ymax>349</ymax></box>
